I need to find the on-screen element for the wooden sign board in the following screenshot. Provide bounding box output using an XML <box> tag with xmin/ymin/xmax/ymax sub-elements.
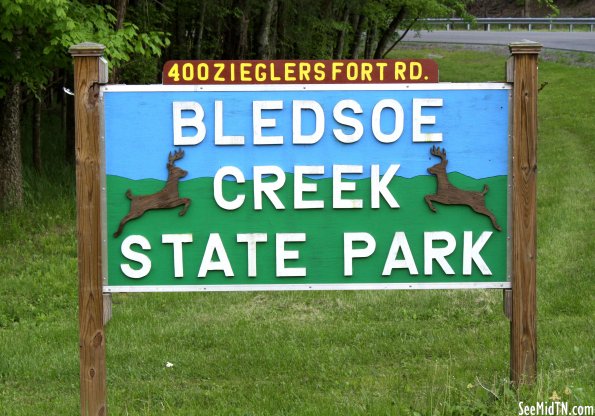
<box><xmin>74</xmin><ymin>49</ymin><xmax>539</xmax><ymax>414</ymax></box>
<box><xmin>101</xmin><ymin>81</ymin><xmax>511</xmax><ymax>292</ymax></box>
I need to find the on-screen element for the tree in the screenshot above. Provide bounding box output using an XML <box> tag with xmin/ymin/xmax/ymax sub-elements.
<box><xmin>0</xmin><ymin>0</ymin><xmax>169</xmax><ymax>209</ymax></box>
<box><xmin>156</xmin><ymin>0</ymin><xmax>471</xmax><ymax>61</ymax></box>
<box><xmin>0</xmin><ymin>0</ymin><xmax>69</xmax><ymax>209</ymax></box>
<box><xmin>359</xmin><ymin>0</ymin><xmax>470</xmax><ymax>59</ymax></box>
<box><xmin>256</xmin><ymin>0</ymin><xmax>276</xmax><ymax>59</ymax></box>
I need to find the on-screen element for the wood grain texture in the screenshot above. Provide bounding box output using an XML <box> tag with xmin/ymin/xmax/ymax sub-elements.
<box><xmin>113</xmin><ymin>149</ymin><xmax>191</xmax><ymax>238</ymax></box>
<box><xmin>70</xmin><ymin>43</ymin><xmax>107</xmax><ymax>416</ymax></box>
<box><xmin>509</xmin><ymin>41</ymin><xmax>541</xmax><ymax>385</ymax></box>
<box><xmin>424</xmin><ymin>146</ymin><xmax>501</xmax><ymax>231</ymax></box>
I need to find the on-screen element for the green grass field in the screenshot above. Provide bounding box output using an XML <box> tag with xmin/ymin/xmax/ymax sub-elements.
<box><xmin>1</xmin><ymin>47</ymin><xmax>593</xmax><ymax>415</ymax></box>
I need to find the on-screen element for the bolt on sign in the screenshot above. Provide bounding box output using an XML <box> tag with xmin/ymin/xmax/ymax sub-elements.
<box><xmin>101</xmin><ymin>59</ymin><xmax>512</xmax><ymax>292</ymax></box>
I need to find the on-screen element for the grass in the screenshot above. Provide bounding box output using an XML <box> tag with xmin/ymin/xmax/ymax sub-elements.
<box><xmin>1</xmin><ymin>47</ymin><xmax>594</xmax><ymax>415</ymax></box>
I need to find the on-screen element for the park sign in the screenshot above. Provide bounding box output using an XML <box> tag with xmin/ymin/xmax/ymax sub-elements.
<box><xmin>75</xmin><ymin>45</ymin><xmax>540</xmax><ymax>412</ymax></box>
<box><xmin>101</xmin><ymin>59</ymin><xmax>512</xmax><ymax>292</ymax></box>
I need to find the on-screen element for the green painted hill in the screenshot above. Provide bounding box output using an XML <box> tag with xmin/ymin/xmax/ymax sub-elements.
<box><xmin>105</xmin><ymin>173</ymin><xmax>508</xmax><ymax>288</ymax></box>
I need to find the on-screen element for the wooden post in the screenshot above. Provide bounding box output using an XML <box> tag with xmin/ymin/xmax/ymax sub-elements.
<box><xmin>508</xmin><ymin>40</ymin><xmax>542</xmax><ymax>385</ymax></box>
<box><xmin>69</xmin><ymin>42</ymin><xmax>108</xmax><ymax>415</ymax></box>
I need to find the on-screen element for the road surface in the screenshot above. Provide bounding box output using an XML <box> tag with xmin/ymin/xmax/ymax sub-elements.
<box><xmin>401</xmin><ymin>30</ymin><xmax>595</xmax><ymax>53</ymax></box>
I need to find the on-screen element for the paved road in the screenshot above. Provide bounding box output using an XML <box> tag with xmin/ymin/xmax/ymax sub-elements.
<box><xmin>402</xmin><ymin>30</ymin><xmax>595</xmax><ymax>53</ymax></box>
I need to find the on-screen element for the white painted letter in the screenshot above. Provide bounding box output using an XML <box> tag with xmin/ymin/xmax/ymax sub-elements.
<box><xmin>162</xmin><ymin>234</ymin><xmax>193</xmax><ymax>278</ymax></box>
<box><xmin>372</xmin><ymin>99</ymin><xmax>404</xmax><ymax>143</ymax></box>
<box><xmin>254</xmin><ymin>165</ymin><xmax>286</xmax><ymax>210</ymax></box>
<box><xmin>463</xmin><ymin>231</ymin><xmax>492</xmax><ymax>275</ymax></box>
<box><xmin>412</xmin><ymin>98</ymin><xmax>443</xmax><ymax>142</ymax></box>
<box><xmin>344</xmin><ymin>232</ymin><xmax>376</xmax><ymax>276</ymax></box>
<box><xmin>382</xmin><ymin>232</ymin><xmax>418</xmax><ymax>275</ymax></box>
<box><xmin>276</xmin><ymin>233</ymin><xmax>306</xmax><ymax>277</ymax></box>
<box><xmin>253</xmin><ymin>100</ymin><xmax>283</xmax><ymax>145</ymax></box>
<box><xmin>371</xmin><ymin>164</ymin><xmax>400</xmax><ymax>209</ymax></box>
<box><xmin>294</xmin><ymin>165</ymin><xmax>324</xmax><ymax>209</ymax></box>
<box><xmin>237</xmin><ymin>233</ymin><xmax>268</xmax><ymax>277</ymax></box>
<box><xmin>333</xmin><ymin>165</ymin><xmax>363</xmax><ymax>209</ymax></box>
<box><xmin>424</xmin><ymin>231</ymin><xmax>456</xmax><ymax>275</ymax></box>
<box><xmin>215</xmin><ymin>100</ymin><xmax>245</xmax><ymax>145</ymax></box>
<box><xmin>198</xmin><ymin>233</ymin><xmax>234</xmax><ymax>277</ymax></box>
<box><xmin>214</xmin><ymin>166</ymin><xmax>245</xmax><ymax>210</ymax></box>
<box><xmin>121</xmin><ymin>235</ymin><xmax>152</xmax><ymax>279</ymax></box>
<box><xmin>173</xmin><ymin>101</ymin><xmax>206</xmax><ymax>145</ymax></box>
<box><xmin>333</xmin><ymin>99</ymin><xmax>363</xmax><ymax>144</ymax></box>
<box><xmin>293</xmin><ymin>100</ymin><xmax>324</xmax><ymax>144</ymax></box>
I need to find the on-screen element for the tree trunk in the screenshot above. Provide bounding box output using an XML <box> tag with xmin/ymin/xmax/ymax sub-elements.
<box><xmin>237</xmin><ymin>3</ymin><xmax>250</xmax><ymax>59</ymax></box>
<box><xmin>257</xmin><ymin>0</ymin><xmax>275</xmax><ymax>59</ymax></box>
<box><xmin>111</xmin><ymin>0</ymin><xmax>128</xmax><ymax>82</ymax></box>
<box><xmin>269</xmin><ymin>0</ymin><xmax>279</xmax><ymax>58</ymax></box>
<box><xmin>222</xmin><ymin>0</ymin><xmax>249</xmax><ymax>59</ymax></box>
<box><xmin>175</xmin><ymin>2</ymin><xmax>187</xmax><ymax>59</ymax></box>
<box><xmin>214</xmin><ymin>11</ymin><xmax>223</xmax><ymax>58</ymax></box>
<box><xmin>275</xmin><ymin>0</ymin><xmax>286</xmax><ymax>58</ymax></box>
<box><xmin>32</xmin><ymin>97</ymin><xmax>42</xmax><ymax>172</ymax></box>
<box><xmin>0</xmin><ymin>81</ymin><xmax>24</xmax><ymax>209</ymax></box>
<box><xmin>364</xmin><ymin>21</ymin><xmax>376</xmax><ymax>59</ymax></box>
<box><xmin>374</xmin><ymin>6</ymin><xmax>406</xmax><ymax>59</ymax></box>
<box><xmin>333</xmin><ymin>7</ymin><xmax>350</xmax><ymax>59</ymax></box>
<box><xmin>194</xmin><ymin>1</ymin><xmax>207</xmax><ymax>59</ymax></box>
<box><xmin>61</xmin><ymin>70</ymin><xmax>67</xmax><ymax>133</ymax></box>
<box><xmin>349</xmin><ymin>14</ymin><xmax>365</xmax><ymax>59</ymax></box>
<box><xmin>382</xmin><ymin>17</ymin><xmax>418</xmax><ymax>58</ymax></box>
<box><xmin>524</xmin><ymin>0</ymin><xmax>531</xmax><ymax>17</ymax></box>
<box><xmin>116</xmin><ymin>0</ymin><xmax>128</xmax><ymax>30</ymax></box>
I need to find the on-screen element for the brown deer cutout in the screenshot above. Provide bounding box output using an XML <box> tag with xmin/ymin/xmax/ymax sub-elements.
<box><xmin>424</xmin><ymin>146</ymin><xmax>501</xmax><ymax>231</ymax></box>
<box><xmin>113</xmin><ymin>149</ymin><xmax>191</xmax><ymax>238</ymax></box>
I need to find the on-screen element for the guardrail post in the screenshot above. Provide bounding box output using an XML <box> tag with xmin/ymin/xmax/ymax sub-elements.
<box><xmin>508</xmin><ymin>40</ymin><xmax>542</xmax><ymax>386</ymax></box>
<box><xmin>69</xmin><ymin>42</ymin><xmax>108</xmax><ymax>416</ymax></box>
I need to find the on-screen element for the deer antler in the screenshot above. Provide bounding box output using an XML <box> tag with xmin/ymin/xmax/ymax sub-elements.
<box><xmin>430</xmin><ymin>145</ymin><xmax>446</xmax><ymax>161</ymax></box>
<box><xmin>168</xmin><ymin>149</ymin><xmax>185</xmax><ymax>167</ymax></box>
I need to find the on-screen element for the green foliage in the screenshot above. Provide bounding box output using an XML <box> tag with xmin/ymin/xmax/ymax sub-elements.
<box><xmin>0</xmin><ymin>0</ymin><xmax>169</xmax><ymax>97</ymax></box>
<box><xmin>0</xmin><ymin>0</ymin><xmax>69</xmax><ymax>96</ymax></box>
<box><xmin>49</xmin><ymin>3</ymin><xmax>169</xmax><ymax>65</ymax></box>
<box><xmin>119</xmin><ymin>55</ymin><xmax>162</xmax><ymax>85</ymax></box>
<box><xmin>538</xmin><ymin>0</ymin><xmax>560</xmax><ymax>16</ymax></box>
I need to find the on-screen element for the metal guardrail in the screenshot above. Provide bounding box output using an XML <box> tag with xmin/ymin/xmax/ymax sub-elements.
<box><xmin>422</xmin><ymin>17</ymin><xmax>595</xmax><ymax>32</ymax></box>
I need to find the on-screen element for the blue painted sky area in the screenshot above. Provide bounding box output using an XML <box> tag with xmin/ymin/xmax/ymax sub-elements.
<box><xmin>103</xmin><ymin>87</ymin><xmax>509</xmax><ymax>180</ymax></box>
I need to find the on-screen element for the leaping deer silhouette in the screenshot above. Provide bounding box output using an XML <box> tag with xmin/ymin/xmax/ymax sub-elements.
<box><xmin>113</xmin><ymin>149</ymin><xmax>191</xmax><ymax>238</ymax></box>
<box><xmin>424</xmin><ymin>146</ymin><xmax>501</xmax><ymax>231</ymax></box>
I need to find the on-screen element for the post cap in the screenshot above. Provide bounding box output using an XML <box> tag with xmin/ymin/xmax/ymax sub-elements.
<box><xmin>69</xmin><ymin>42</ymin><xmax>106</xmax><ymax>57</ymax></box>
<box><xmin>509</xmin><ymin>40</ymin><xmax>542</xmax><ymax>55</ymax></box>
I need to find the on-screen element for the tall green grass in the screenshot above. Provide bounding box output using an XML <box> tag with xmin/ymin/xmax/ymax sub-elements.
<box><xmin>0</xmin><ymin>48</ymin><xmax>593</xmax><ymax>415</ymax></box>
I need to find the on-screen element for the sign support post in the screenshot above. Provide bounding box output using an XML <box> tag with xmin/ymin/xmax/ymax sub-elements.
<box><xmin>69</xmin><ymin>42</ymin><xmax>108</xmax><ymax>415</ymax></box>
<box><xmin>508</xmin><ymin>40</ymin><xmax>542</xmax><ymax>385</ymax></box>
